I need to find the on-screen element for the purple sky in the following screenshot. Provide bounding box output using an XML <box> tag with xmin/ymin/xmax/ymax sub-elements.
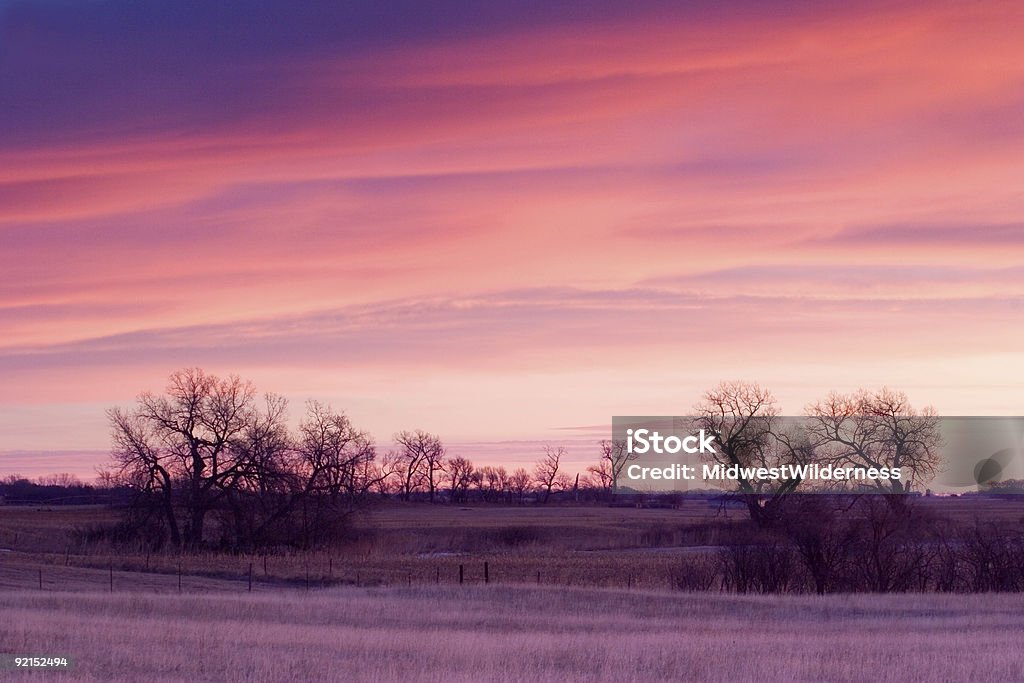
<box><xmin>2</xmin><ymin>0</ymin><xmax>1024</xmax><ymax>480</ymax></box>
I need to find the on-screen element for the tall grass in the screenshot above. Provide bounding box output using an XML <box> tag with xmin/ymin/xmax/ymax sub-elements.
<box><xmin>2</xmin><ymin>585</ymin><xmax>1024</xmax><ymax>682</ymax></box>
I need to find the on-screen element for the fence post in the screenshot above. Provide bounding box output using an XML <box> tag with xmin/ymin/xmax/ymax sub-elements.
<box><xmin>459</xmin><ymin>564</ymin><xmax>464</xmax><ymax>585</ymax></box>
<box><xmin>38</xmin><ymin>568</ymin><xmax>42</xmax><ymax>590</ymax></box>
<box><xmin>537</xmin><ymin>570</ymin><xmax>541</xmax><ymax>585</ymax></box>
<box><xmin>484</xmin><ymin>562</ymin><xmax>489</xmax><ymax>584</ymax></box>
<box><xmin>177</xmin><ymin>562</ymin><xmax>182</xmax><ymax>593</ymax></box>
<box><xmin>109</xmin><ymin>562</ymin><xmax>113</xmax><ymax>592</ymax></box>
<box><xmin>248</xmin><ymin>563</ymin><xmax>253</xmax><ymax>592</ymax></box>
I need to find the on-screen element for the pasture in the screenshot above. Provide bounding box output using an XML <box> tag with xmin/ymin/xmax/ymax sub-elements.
<box><xmin>3</xmin><ymin>585</ymin><xmax>1024</xmax><ymax>682</ymax></box>
<box><xmin>2</xmin><ymin>497</ymin><xmax>1024</xmax><ymax>592</ymax></box>
<box><xmin>0</xmin><ymin>501</ymin><xmax>743</xmax><ymax>591</ymax></box>
<box><xmin>4</xmin><ymin>499</ymin><xmax>1024</xmax><ymax>681</ymax></box>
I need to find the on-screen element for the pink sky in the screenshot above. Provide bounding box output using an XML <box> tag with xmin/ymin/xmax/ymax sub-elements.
<box><xmin>2</xmin><ymin>1</ymin><xmax>1024</xmax><ymax>479</ymax></box>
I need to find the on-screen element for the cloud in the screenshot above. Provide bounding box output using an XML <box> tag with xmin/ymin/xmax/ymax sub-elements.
<box><xmin>811</xmin><ymin>224</ymin><xmax>1024</xmax><ymax>248</ymax></box>
<box><xmin>3</xmin><ymin>0</ymin><xmax>1024</xmax><ymax>448</ymax></box>
<box><xmin>2</xmin><ymin>286</ymin><xmax>1022</xmax><ymax>382</ymax></box>
<box><xmin>0</xmin><ymin>450</ymin><xmax>107</xmax><ymax>480</ymax></box>
<box><xmin>644</xmin><ymin>264</ymin><xmax>1024</xmax><ymax>298</ymax></box>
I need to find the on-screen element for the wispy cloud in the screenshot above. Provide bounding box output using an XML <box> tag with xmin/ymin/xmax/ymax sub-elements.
<box><xmin>810</xmin><ymin>223</ymin><xmax>1024</xmax><ymax>248</ymax></box>
<box><xmin>2</xmin><ymin>0</ymin><xmax>1024</xmax><ymax>456</ymax></box>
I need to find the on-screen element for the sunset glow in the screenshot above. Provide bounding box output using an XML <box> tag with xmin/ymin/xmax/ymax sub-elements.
<box><xmin>2</xmin><ymin>1</ymin><xmax>1023</xmax><ymax>478</ymax></box>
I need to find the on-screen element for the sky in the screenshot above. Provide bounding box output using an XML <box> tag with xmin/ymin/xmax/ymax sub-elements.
<box><xmin>2</xmin><ymin>0</ymin><xmax>1024</xmax><ymax>479</ymax></box>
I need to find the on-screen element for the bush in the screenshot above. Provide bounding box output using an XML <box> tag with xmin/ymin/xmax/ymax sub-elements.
<box><xmin>491</xmin><ymin>526</ymin><xmax>546</xmax><ymax>547</ymax></box>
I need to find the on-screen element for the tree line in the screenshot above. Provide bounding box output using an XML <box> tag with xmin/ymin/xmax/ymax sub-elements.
<box><xmin>103</xmin><ymin>369</ymin><xmax>943</xmax><ymax>551</ymax></box>
<box><xmin>678</xmin><ymin>495</ymin><xmax>1024</xmax><ymax>594</ymax></box>
<box><xmin>105</xmin><ymin>369</ymin><xmax>625</xmax><ymax>550</ymax></box>
<box><xmin>0</xmin><ymin>473</ymin><xmax>119</xmax><ymax>506</ymax></box>
<box><xmin>679</xmin><ymin>379</ymin><xmax>942</xmax><ymax>524</ymax></box>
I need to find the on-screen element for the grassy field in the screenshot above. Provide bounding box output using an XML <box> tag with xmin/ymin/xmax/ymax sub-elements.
<box><xmin>0</xmin><ymin>501</ymin><xmax>745</xmax><ymax>591</ymax></box>
<box><xmin>3</xmin><ymin>497</ymin><xmax>1024</xmax><ymax>592</ymax></box>
<box><xmin>3</xmin><ymin>585</ymin><xmax>1024</xmax><ymax>682</ymax></box>
<box><xmin>4</xmin><ymin>500</ymin><xmax>1024</xmax><ymax>681</ymax></box>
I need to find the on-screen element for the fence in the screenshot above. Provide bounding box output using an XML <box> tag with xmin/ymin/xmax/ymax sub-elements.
<box><xmin>0</xmin><ymin>555</ymin><xmax>659</xmax><ymax>594</ymax></box>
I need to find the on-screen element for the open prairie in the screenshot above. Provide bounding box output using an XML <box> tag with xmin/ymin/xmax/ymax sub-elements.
<box><xmin>5</xmin><ymin>500</ymin><xmax>1024</xmax><ymax>680</ymax></box>
<box><xmin>0</xmin><ymin>501</ymin><xmax>743</xmax><ymax>591</ymax></box>
<box><xmin>3</xmin><ymin>585</ymin><xmax>1024</xmax><ymax>682</ymax></box>
<box><xmin>3</xmin><ymin>498</ymin><xmax>1024</xmax><ymax>592</ymax></box>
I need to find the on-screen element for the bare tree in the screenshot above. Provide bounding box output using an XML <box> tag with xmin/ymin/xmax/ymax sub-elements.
<box><xmin>37</xmin><ymin>473</ymin><xmax>84</xmax><ymax>487</ymax></box>
<box><xmin>805</xmin><ymin>387</ymin><xmax>941</xmax><ymax>497</ymax></box>
<box><xmin>587</xmin><ymin>457</ymin><xmax>614</xmax><ymax>494</ymax></box>
<box><xmin>109</xmin><ymin>368</ymin><xmax>257</xmax><ymax>548</ymax></box>
<box><xmin>281</xmin><ymin>401</ymin><xmax>377</xmax><ymax>546</ymax></box>
<box><xmin>140</xmin><ymin>368</ymin><xmax>256</xmax><ymax>548</ymax></box>
<box><xmin>598</xmin><ymin>439</ymin><xmax>636</xmax><ymax>494</ymax></box>
<box><xmin>108</xmin><ymin>369</ymin><xmax>378</xmax><ymax>550</ymax></box>
<box><xmin>693</xmin><ymin>381</ymin><xmax>808</xmax><ymax>525</ymax></box>
<box><xmin>375</xmin><ymin>451</ymin><xmax>405</xmax><ymax>495</ymax></box>
<box><xmin>218</xmin><ymin>393</ymin><xmax>294</xmax><ymax>547</ymax></box>
<box><xmin>468</xmin><ymin>468</ymin><xmax>485</xmax><ymax>499</ymax></box>
<box><xmin>296</xmin><ymin>401</ymin><xmax>377</xmax><ymax>498</ymax></box>
<box><xmin>509</xmin><ymin>467</ymin><xmax>532</xmax><ymax>504</ymax></box>
<box><xmin>108</xmin><ymin>405</ymin><xmax>180</xmax><ymax>546</ymax></box>
<box><xmin>478</xmin><ymin>465</ymin><xmax>509</xmax><ymax>503</ymax></box>
<box><xmin>779</xmin><ymin>497</ymin><xmax>857</xmax><ymax>594</ymax></box>
<box><xmin>393</xmin><ymin>430</ymin><xmax>446</xmax><ymax>503</ymax></box>
<box><xmin>447</xmin><ymin>456</ymin><xmax>475</xmax><ymax>504</ymax></box>
<box><xmin>534</xmin><ymin>445</ymin><xmax>564</xmax><ymax>504</ymax></box>
<box><xmin>388</xmin><ymin>445</ymin><xmax>423</xmax><ymax>502</ymax></box>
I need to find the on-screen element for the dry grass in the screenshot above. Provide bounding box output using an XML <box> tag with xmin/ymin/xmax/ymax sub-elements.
<box><xmin>0</xmin><ymin>547</ymin><xmax>696</xmax><ymax>593</ymax></box>
<box><xmin>5</xmin><ymin>501</ymin><xmax>1024</xmax><ymax>681</ymax></box>
<box><xmin>0</xmin><ymin>502</ymin><xmax>740</xmax><ymax>590</ymax></box>
<box><xmin>0</xmin><ymin>506</ymin><xmax>115</xmax><ymax>554</ymax></box>
<box><xmin>2</xmin><ymin>585</ymin><xmax>1023</xmax><ymax>682</ymax></box>
<box><xmin>4</xmin><ymin>498</ymin><xmax>1024</xmax><ymax>592</ymax></box>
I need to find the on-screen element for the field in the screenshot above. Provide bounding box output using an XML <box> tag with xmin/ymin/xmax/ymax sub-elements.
<box><xmin>4</xmin><ymin>500</ymin><xmax>1024</xmax><ymax>681</ymax></box>
<box><xmin>2</xmin><ymin>497</ymin><xmax>1024</xmax><ymax>592</ymax></box>
<box><xmin>3</xmin><ymin>585</ymin><xmax>1024</xmax><ymax>682</ymax></box>
<box><xmin>0</xmin><ymin>501</ymin><xmax>750</xmax><ymax>591</ymax></box>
